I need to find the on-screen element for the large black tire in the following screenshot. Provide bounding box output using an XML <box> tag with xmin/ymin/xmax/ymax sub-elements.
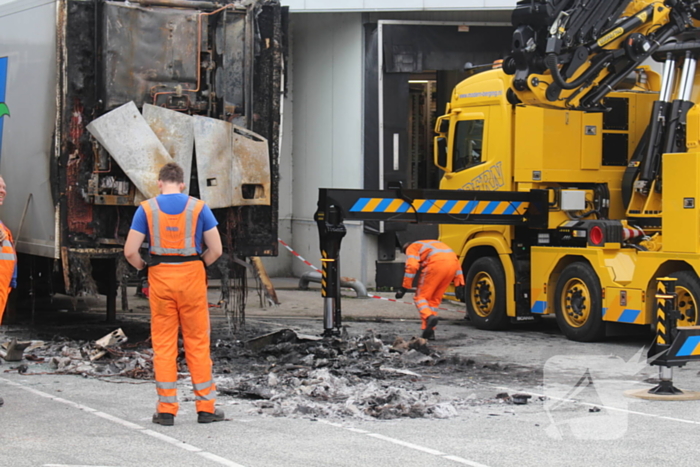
<box><xmin>554</xmin><ymin>262</ymin><xmax>605</xmax><ymax>342</ymax></box>
<box><xmin>465</xmin><ymin>256</ymin><xmax>509</xmax><ymax>330</ymax></box>
<box><xmin>669</xmin><ymin>270</ymin><xmax>700</xmax><ymax>327</ymax></box>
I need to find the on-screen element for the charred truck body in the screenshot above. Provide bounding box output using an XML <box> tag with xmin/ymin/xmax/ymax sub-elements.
<box><xmin>0</xmin><ymin>0</ymin><xmax>285</xmax><ymax>322</ymax></box>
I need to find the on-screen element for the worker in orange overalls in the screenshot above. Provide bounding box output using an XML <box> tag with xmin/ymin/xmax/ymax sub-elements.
<box><xmin>124</xmin><ymin>162</ymin><xmax>223</xmax><ymax>426</ymax></box>
<box><xmin>395</xmin><ymin>240</ymin><xmax>464</xmax><ymax>340</ymax></box>
<box><xmin>0</xmin><ymin>175</ymin><xmax>17</xmax><ymax>409</ymax></box>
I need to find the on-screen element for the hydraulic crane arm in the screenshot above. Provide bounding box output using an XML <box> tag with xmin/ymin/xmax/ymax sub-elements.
<box><xmin>505</xmin><ymin>0</ymin><xmax>700</xmax><ymax>110</ymax></box>
<box><xmin>314</xmin><ymin>187</ymin><xmax>548</xmax><ymax>336</ymax></box>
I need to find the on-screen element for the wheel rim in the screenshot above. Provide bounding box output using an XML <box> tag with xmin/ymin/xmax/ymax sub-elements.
<box><xmin>561</xmin><ymin>277</ymin><xmax>591</xmax><ymax>328</ymax></box>
<box><xmin>676</xmin><ymin>285</ymin><xmax>698</xmax><ymax>326</ymax></box>
<box><xmin>471</xmin><ymin>271</ymin><xmax>495</xmax><ymax>318</ymax></box>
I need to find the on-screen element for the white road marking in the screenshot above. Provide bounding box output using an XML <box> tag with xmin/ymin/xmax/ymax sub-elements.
<box><xmin>1</xmin><ymin>378</ymin><xmax>246</xmax><ymax>467</ymax></box>
<box><xmin>495</xmin><ymin>385</ymin><xmax>700</xmax><ymax>425</ymax></box>
<box><xmin>319</xmin><ymin>420</ymin><xmax>490</xmax><ymax>467</ymax></box>
<box><xmin>367</xmin><ymin>433</ymin><xmax>446</xmax><ymax>455</ymax></box>
<box><xmin>197</xmin><ymin>452</ymin><xmax>247</xmax><ymax>467</ymax></box>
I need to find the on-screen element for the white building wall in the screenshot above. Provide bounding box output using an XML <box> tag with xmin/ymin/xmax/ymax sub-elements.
<box><xmin>289</xmin><ymin>13</ymin><xmax>378</xmax><ymax>286</ymax></box>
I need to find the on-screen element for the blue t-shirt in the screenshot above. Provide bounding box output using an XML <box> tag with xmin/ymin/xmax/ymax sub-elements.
<box><xmin>130</xmin><ymin>194</ymin><xmax>218</xmax><ymax>254</ymax></box>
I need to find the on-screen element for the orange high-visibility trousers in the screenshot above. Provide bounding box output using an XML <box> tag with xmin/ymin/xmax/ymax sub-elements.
<box><xmin>0</xmin><ymin>224</ymin><xmax>16</xmax><ymax>324</ymax></box>
<box><xmin>414</xmin><ymin>258</ymin><xmax>462</xmax><ymax>329</ymax></box>
<box><xmin>148</xmin><ymin>260</ymin><xmax>216</xmax><ymax>415</ymax></box>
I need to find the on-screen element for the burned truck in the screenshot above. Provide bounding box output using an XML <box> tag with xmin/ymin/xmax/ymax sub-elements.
<box><xmin>0</xmin><ymin>0</ymin><xmax>285</xmax><ymax>323</ymax></box>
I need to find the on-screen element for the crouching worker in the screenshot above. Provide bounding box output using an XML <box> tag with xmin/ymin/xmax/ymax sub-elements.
<box><xmin>124</xmin><ymin>163</ymin><xmax>223</xmax><ymax>426</ymax></box>
<box><xmin>395</xmin><ymin>240</ymin><xmax>464</xmax><ymax>340</ymax></box>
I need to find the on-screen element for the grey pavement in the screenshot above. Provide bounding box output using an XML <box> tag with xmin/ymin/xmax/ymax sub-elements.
<box><xmin>1</xmin><ymin>279</ymin><xmax>700</xmax><ymax>466</ymax></box>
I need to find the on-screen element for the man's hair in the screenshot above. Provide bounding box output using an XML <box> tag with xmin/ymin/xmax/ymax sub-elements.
<box><xmin>401</xmin><ymin>242</ymin><xmax>411</xmax><ymax>254</ymax></box>
<box><xmin>158</xmin><ymin>162</ymin><xmax>184</xmax><ymax>184</ymax></box>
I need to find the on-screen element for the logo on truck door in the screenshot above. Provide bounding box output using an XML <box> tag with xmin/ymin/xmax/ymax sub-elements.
<box><xmin>459</xmin><ymin>161</ymin><xmax>504</xmax><ymax>191</ymax></box>
<box><xmin>0</xmin><ymin>57</ymin><xmax>9</xmax><ymax>163</ymax></box>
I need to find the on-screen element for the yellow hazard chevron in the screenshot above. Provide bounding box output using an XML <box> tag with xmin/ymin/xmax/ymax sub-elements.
<box><xmin>349</xmin><ymin>198</ymin><xmax>529</xmax><ymax>216</ymax></box>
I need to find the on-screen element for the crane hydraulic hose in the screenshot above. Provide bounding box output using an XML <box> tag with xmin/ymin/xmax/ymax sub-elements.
<box><xmin>545</xmin><ymin>51</ymin><xmax>612</xmax><ymax>90</ymax></box>
<box><xmin>543</xmin><ymin>4</ymin><xmax>655</xmax><ymax>92</ymax></box>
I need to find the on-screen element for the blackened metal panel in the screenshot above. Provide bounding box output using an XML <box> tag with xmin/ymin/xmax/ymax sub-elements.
<box><xmin>193</xmin><ymin>116</ymin><xmax>234</xmax><ymax>209</ymax></box>
<box><xmin>87</xmin><ymin>102</ymin><xmax>174</xmax><ymax>200</ymax></box>
<box><xmin>142</xmin><ymin>104</ymin><xmax>195</xmax><ymax>193</ymax></box>
<box><xmin>102</xmin><ymin>1</ymin><xmax>199</xmax><ymax>110</ymax></box>
<box><xmin>217</xmin><ymin>10</ymin><xmax>247</xmax><ymax>122</ymax></box>
<box><xmin>238</xmin><ymin>1</ymin><xmax>283</xmax><ymax>257</ymax></box>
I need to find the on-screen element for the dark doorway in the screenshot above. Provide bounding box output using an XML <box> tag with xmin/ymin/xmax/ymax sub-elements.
<box><xmin>364</xmin><ymin>22</ymin><xmax>513</xmax><ymax>191</ymax></box>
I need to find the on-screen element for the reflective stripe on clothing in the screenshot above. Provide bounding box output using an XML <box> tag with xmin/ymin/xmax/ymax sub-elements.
<box><xmin>156</xmin><ymin>381</ymin><xmax>178</xmax><ymax>390</ymax></box>
<box><xmin>158</xmin><ymin>395</ymin><xmax>178</xmax><ymax>403</ymax></box>
<box><xmin>0</xmin><ymin>240</ymin><xmax>15</xmax><ymax>261</ymax></box>
<box><xmin>193</xmin><ymin>379</ymin><xmax>213</xmax><ymax>391</ymax></box>
<box><xmin>196</xmin><ymin>391</ymin><xmax>217</xmax><ymax>401</ymax></box>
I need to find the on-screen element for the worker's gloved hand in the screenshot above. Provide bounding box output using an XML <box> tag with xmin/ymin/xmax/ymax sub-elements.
<box><xmin>137</xmin><ymin>264</ymin><xmax>148</xmax><ymax>280</ymax></box>
<box><xmin>395</xmin><ymin>287</ymin><xmax>407</xmax><ymax>299</ymax></box>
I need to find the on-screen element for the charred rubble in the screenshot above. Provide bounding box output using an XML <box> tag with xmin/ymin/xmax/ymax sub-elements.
<box><xmin>1</xmin><ymin>325</ymin><xmax>541</xmax><ymax>420</ymax></box>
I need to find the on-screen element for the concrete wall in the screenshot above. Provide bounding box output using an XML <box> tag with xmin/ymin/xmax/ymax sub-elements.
<box><xmin>288</xmin><ymin>13</ymin><xmax>378</xmax><ymax>286</ymax></box>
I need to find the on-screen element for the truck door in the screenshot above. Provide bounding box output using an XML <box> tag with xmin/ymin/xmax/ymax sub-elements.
<box><xmin>439</xmin><ymin>107</ymin><xmax>507</xmax><ymax>248</ymax></box>
<box><xmin>441</xmin><ymin>108</ymin><xmax>490</xmax><ymax>191</ymax></box>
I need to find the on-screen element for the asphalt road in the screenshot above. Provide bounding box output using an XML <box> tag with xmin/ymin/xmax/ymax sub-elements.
<box><xmin>2</xmin><ymin>284</ymin><xmax>700</xmax><ymax>467</ymax></box>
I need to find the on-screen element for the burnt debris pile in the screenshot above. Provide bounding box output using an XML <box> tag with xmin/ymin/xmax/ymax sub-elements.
<box><xmin>3</xmin><ymin>325</ymin><xmax>539</xmax><ymax>420</ymax></box>
<box><xmin>1</xmin><ymin>330</ymin><xmax>155</xmax><ymax>380</ymax></box>
<box><xmin>212</xmin><ymin>328</ymin><xmax>476</xmax><ymax>420</ymax></box>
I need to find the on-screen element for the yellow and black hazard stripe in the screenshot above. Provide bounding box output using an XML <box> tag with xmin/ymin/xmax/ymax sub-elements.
<box><xmin>349</xmin><ymin>198</ymin><xmax>528</xmax><ymax>216</ymax></box>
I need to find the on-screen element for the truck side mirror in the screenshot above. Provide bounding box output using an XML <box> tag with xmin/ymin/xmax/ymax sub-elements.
<box><xmin>434</xmin><ymin>136</ymin><xmax>448</xmax><ymax>170</ymax></box>
<box><xmin>439</xmin><ymin>118</ymin><xmax>450</xmax><ymax>133</ymax></box>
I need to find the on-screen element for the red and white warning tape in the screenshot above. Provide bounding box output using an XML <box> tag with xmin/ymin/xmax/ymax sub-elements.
<box><xmin>278</xmin><ymin>238</ymin><xmax>320</xmax><ymax>272</ymax></box>
<box><xmin>277</xmin><ymin>238</ymin><xmax>463</xmax><ymax>313</ymax></box>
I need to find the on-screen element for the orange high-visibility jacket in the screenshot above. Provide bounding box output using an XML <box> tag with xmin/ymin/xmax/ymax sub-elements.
<box><xmin>141</xmin><ymin>197</ymin><xmax>205</xmax><ymax>257</ymax></box>
<box><xmin>402</xmin><ymin>240</ymin><xmax>464</xmax><ymax>289</ymax></box>
<box><xmin>0</xmin><ymin>222</ymin><xmax>16</xmax><ymax>323</ymax></box>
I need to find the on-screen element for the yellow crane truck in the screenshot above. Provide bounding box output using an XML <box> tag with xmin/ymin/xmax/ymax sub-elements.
<box><xmin>436</xmin><ymin>0</ymin><xmax>700</xmax><ymax>341</ymax></box>
<box><xmin>315</xmin><ymin>0</ymin><xmax>700</xmax><ymax>342</ymax></box>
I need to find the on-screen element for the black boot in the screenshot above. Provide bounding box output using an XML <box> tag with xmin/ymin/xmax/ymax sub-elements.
<box><xmin>422</xmin><ymin>315</ymin><xmax>439</xmax><ymax>340</ymax></box>
<box><xmin>198</xmin><ymin>408</ymin><xmax>225</xmax><ymax>423</ymax></box>
<box><xmin>152</xmin><ymin>412</ymin><xmax>175</xmax><ymax>426</ymax></box>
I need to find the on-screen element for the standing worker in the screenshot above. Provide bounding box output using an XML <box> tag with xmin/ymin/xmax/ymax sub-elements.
<box><xmin>0</xmin><ymin>175</ymin><xmax>17</xmax><ymax>408</ymax></box>
<box><xmin>124</xmin><ymin>162</ymin><xmax>223</xmax><ymax>426</ymax></box>
<box><xmin>395</xmin><ymin>240</ymin><xmax>464</xmax><ymax>340</ymax></box>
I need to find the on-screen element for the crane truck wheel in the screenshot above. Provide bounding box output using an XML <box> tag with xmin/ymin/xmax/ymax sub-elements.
<box><xmin>465</xmin><ymin>256</ymin><xmax>509</xmax><ymax>330</ymax></box>
<box><xmin>668</xmin><ymin>271</ymin><xmax>700</xmax><ymax>327</ymax></box>
<box><xmin>554</xmin><ymin>262</ymin><xmax>605</xmax><ymax>342</ymax></box>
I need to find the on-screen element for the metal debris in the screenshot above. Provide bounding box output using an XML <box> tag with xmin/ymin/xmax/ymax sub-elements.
<box><xmin>90</xmin><ymin>328</ymin><xmax>128</xmax><ymax>361</ymax></box>
<box><xmin>512</xmin><ymin>393</ymin><xmax>532</xmax><ymax>405</ymax></box>
<box><xmin>1</xmin><ymin>339</ymin><xmax>31</xmax><ymax>361</ymax></box>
